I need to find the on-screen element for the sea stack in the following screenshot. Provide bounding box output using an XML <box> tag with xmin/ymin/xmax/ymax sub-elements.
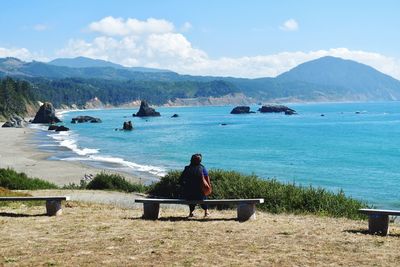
<box><xmin>71</xmin><ymin>116</ymin><xmax>102</xmax><ymax>123</ymax></box>
<box><xmin>258</xmin><ymin>104</ymin><xmax>297</xmax><ymax>115</ymax></box>
<box><xmin>32</xmin><ymin>102</ymin><xmax>61</xmax><ymax>123</ymax></box>
<box><xmin>230</xmin><ymin>106</ymin><xmax>254</xmax><ymax>114</ymax></box>
<box><xmin>123</xmin><ymin>121</ymin><xmax>133</xmax><ymax>130</ymax></box>
<box><xmin>133</xmin><ymin>100</ymin><xmax>161</xmax><ymax>117</ymax></box>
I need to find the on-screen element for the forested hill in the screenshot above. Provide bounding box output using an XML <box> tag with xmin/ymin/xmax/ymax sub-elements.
<box><xmin>30</xmin><ymin>78</ymin><xmax>239</xmax><ymax>107</ymax></box>
<box><xmin>0</xmin><ymin>77</ymin><xmax>37</xmax><ymax>119</ymax></box>
<box><xmin>1</xmin><ymin>56</ymin><xmax>400</xmax><ymax>106</ymax></box>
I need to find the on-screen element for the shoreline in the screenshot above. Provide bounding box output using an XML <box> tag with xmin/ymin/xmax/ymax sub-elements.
<box><xmin>0</xmin><ymin>127</ymin><xmax>145</xmax><ymax>186</ymax></box>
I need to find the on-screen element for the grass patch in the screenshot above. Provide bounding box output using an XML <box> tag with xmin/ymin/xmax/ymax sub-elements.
<box><xmin>0</xmin><ymin>187</ymin><xmax>31</xmax><ymax>197</ymax></box>
<box><xmin>147</xmin><ymin>169</ymin><xmax>369</xmax><ymax>219</ymax></box>
<box><xmin>0</xmin><ymin>168</ymin><xmax>58</xmax><ymax>190</ymax></box>
<box><xmin>0</xmin><ymin>203</ymin><xmax>399</xmax><ymax>266</ymax></box>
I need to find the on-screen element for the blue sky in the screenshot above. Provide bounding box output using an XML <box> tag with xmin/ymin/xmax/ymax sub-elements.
<box><xmin>1</xmin><ymin>0</ymin><xmax>400</xmax><ymax>78</ymax></box>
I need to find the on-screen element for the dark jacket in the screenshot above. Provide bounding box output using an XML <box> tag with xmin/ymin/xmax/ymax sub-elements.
<box><xmin>179</xmin><ymin>164</ymin><xmax>205</xmax><ymax>199</ymax></box>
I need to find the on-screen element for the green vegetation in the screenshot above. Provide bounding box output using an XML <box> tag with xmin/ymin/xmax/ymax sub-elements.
<box><xmin>0</xmin><ymin>168</ymin><xmax>58</xmax><ymax>190</ymax></box>
<box><xmin>147</xmin><ymin>169</ymin><xmax>368</xmax><ymax>219</ymax></box>
<box><xmin>0</xmin><ymin>77</ymin><xmax>36</xmax><ymax>119</ymax></box>
<box><xmin>63</xmin><ymin>172</ymin><xmax>147</xmax><ymax>193</ymax></box>
<box><xmin>0</xmin><ymin>167</ymin><xmax>368</xmax><ymax>219</ymax></box>
<box><xmin>30</xmin><ymin>78</ymin><xmax>238</xmax><ymax>107</ymax></box>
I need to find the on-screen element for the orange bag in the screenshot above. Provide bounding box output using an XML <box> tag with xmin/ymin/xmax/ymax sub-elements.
<box><xmin>202</xmin><ymin>175</ymin><xmax>212</xmax><ymax>196</ymax></box>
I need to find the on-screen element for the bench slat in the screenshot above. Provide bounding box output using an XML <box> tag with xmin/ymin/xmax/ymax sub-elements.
<box><xmin>135</xmin><ymin>198</ymin><xmax>264</xmax><ymax>205</ymax></box>
<box><xmin>359</xmin><ymin>209</ymin><xmax>400</xmax><ymax>216</ymax></box>
<box><xmin>0</xmin><ymin>196</ymin><xmax>70</xmax><ymax>201</ymax></box>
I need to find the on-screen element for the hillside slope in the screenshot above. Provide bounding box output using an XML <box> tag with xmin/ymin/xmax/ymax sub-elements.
<box><xmin>2</xmin><ymin>56</ymin><xmax>400</xmax><ymax>103</ymax></box>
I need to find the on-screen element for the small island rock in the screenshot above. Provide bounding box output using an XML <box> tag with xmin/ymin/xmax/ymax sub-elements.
<box><xmin>123</xmin><ymin>121</ymin><xmax>133</xmax><ymax>130</ymax></box>
<box><xmin>133</xmin><ymin>100</ymin><xmax>160</xmax><ymax>117</ymax></box>
<box><xmin>32</xmin><ymin>102</ymin><xmax>61</xmax><ymax>123</ymax></box>
<box><xmin>230</xmin><ymin>106</ymin><xmax>252</xmax><ymax>114</ymax></box>
<box><xmin>258</xmin><ymin>104</ymin><xmax>297</xmax><ymax>115</ymax></box>
<box><xmin>48</xmin><ymin>125</ymin><xmax>58</xmax><ymax>130</ymax></box>
<box><xmin>55</xmin><ymin>125</ymin><xmax>69</xmax><ymax>132</ymax></box>
<box><xmin>71</xmin><ymin>116</ymin><xmax>102</xmax><ymax>123</ymax></box>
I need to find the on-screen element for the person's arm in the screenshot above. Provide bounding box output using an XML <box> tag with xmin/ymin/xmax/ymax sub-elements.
<box><xmin>202</xmin><ymin>166</ymin><xmax>210</xmax><ymax>183</ymax></box>
<box><xmin>179</xmin><ymin>166</ymin><xmax>188</xmax><ymax>187</ymax></box>
<box><xmin>202</xmin><ymin>167</ymin><xmax>208</xmax><ymax>178</ymax></box>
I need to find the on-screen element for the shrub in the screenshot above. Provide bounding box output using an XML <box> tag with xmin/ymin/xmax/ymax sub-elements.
<box><xmin>62</xmin><ymin>179</ymin><xmax>89</xmax><ymax>190</ymax></box>
<box><xmin>147</xmin><ymin>169</ymin><xmax>368</xmax><ymax>219</ymax></box>
<box><xmin>86</xmin><ymin>172</ymin><xmax>147</xmax><ymax>193</ymax></box>
<box><xmin>0</xmin><ymin>168</ymin><xmax>58</xmax><ymax>190</ymax></box>
<box><xmin>146</xmin><ymin>170</ymin><xmax>182</xmax><ymax>198</ymax></box>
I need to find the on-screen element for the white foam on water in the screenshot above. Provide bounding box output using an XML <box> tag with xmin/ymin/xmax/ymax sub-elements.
<box><xmin>29</xmin><ymin>121</ymin><xmax>166</xmax><ymax>177</ymax></box>
<box><xmin>47</xmin><ymin>131</ymin><xmax>99</xmax><ymax>156</ymax></box>
<box><xmin>61</xmin><ymin>155</ymin><xmax>167</xmax><ymax>177</ymax></box>
<box><xmin>29</xmin><ymin>123</ymin><xmax>48</xmax><ymax>131</ymax></box>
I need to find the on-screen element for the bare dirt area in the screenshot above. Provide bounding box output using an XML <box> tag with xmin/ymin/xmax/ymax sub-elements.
<box><xmin>1</xmin><ymin>202</ymin><xmax>400</xmax><ymax>266</ymax></box>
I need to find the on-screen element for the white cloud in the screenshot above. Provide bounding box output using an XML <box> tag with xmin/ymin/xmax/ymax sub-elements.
<box><xmin>280</xmin><ymin>19</ymin><xmax>299</xmax><ymax>31</ymax></box>
<box><xmin>5</xmin><ymin>16</ymin><xmax>393</xmax><ymax>80</ymax></box>
<box><xmin>0</xmin><ymin>47</ymin><xmax>48</xmax><ymax>62</ymax></box>
<box><xmin>33</xmin><ymin>24</ymin><xmax>49</xmax><ymax>31</ymax></box>
<box><xmin>88</xmin><ymin>16</ymin><xmax>174</xmax><ymax>36</ymax></box>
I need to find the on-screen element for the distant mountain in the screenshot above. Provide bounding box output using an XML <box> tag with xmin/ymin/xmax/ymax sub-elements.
<box><xmin>49</xmin><ymin>57</ymin><xmax>125</xmax><ymax>69</ymax></box>
<box><xmin>49</xmin><ymin>56</ymin><xmax>171</xmax><ymax>73</ymax></box>
<box><xmin>273</xmin><ymin>56</ymin><xmax>400</xmax><ymax>101</ymax></box>
<box><xmin>1</xmin><ymin>55</ymin><xmax>400</xmax><ymax>104</ymax></box>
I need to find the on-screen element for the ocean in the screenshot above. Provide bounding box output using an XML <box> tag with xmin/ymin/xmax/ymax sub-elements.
<box><xmin>31</xmin><ymin>102</ymin><xmax>400</xmax><ymax>208</ymax></box>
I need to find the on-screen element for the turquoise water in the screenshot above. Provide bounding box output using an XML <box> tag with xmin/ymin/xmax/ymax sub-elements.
<box><xmin>34</xmin><ymin>102</ymin><xmax>400</xmax><ymax>208</ymax></box>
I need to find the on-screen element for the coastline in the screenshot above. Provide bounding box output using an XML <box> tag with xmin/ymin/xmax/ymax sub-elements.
<box><xmin>0</xmin><ymin>127</ymin><xmax>143</xmax><ymax>186</ymax></box>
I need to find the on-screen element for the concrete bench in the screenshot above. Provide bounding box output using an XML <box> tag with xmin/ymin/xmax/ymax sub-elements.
<box><xmin>134</xmin><ymin>198</ymin><xmax>264</xmax><ymax>221</ymax></box>
<box><xmin>0</xmin><ymin>196</ymin><xmax>70</xmax><ymax>216</ymax></box>
<box><xmin>359</xmin><ymin>209</ymin><xmax>400</xmax><ymax>235</ymax></box>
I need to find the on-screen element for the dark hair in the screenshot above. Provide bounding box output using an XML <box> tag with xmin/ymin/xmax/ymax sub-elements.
<box><xmin>190</xmin><ymin>153</ymin><xmax>202</xmax><ymax>166</ymax></box>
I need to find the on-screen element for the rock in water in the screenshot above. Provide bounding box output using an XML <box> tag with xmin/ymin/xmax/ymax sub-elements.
<box><xmin>48</xmin><ymin>125</ymin><xmax>58</xmax><ymax>130</ymax></box>
<box><xmin>230</xmin><ymin>106</ymin><xmax>251</xmax><ymax>114</ymax></box>
<box><xmin>258</xmin><ymin>104</ymin><xmax>297</xmax><ymax>115</ymax></box>
<box><xmin>171</xmin><ymin>114</ymin><xmax>179</xmax><ymax>118</ymax></box>
<box><xmin>32</xmin><ymin>102</ymin><xmax>61</xmax><ymax>123</ymax></box>
<box><xmin>55</xmin><ymin>126</ymin><xmax>69</xmax><ymax>132</ymax></box>
<box><xmin>123</xmin><ymin>121</ymin><xmax>133</xmax><ymax>130</ymax></box>
<box><xmin>71</xmin><ymin>116</ymin><xmax>102</xmax><ymax>123</ymax></box>
<box><xmin>134</xmin><ymin>100</ymin><xmax>161</xmax><ymax>117</ymax></box>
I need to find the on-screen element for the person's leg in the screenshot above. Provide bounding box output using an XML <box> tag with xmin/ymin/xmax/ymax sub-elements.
<box><xmin>201</xmin><ymin>196</ymin><xmax>209</xmax><ymax>217</ymax></box>
<box><xmin>188</xmin><ymin>204</ymin><xmax>195</xmax><ymax>217</ymax></box>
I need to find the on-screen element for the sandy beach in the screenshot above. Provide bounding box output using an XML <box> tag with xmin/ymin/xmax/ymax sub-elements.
<box><xmin>0</xmin><ymin>127</ymin><xmax>142</xmax><ymax>186</ymax></box>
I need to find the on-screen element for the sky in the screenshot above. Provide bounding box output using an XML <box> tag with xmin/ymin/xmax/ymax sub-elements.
<box><xmin>1</xmin><ymin>0</ymin><xmax>400</xmax><ymax>78</ymax></box>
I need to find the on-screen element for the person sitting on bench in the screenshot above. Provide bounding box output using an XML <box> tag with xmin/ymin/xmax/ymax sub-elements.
<box><xmin>179</xmin><ymin>154</ymin><xmax>210</xmax><ymax>217</ymax></box>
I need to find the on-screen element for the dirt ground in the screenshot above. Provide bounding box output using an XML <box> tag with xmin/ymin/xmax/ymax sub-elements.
<box><xmin>1</xmin><ymin>201</ymin><xmax>400</xmax><ymax>266</ymax></box>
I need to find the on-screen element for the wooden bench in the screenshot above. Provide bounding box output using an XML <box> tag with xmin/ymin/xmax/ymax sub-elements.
<box><xmin>359</xmin><ymin>209</ymin><xmax>400</xmax><ymax>235</ymax></box>
<box><xmin>0</xmin><ymin>196</ymin><xmax>70</xmax><ymax>216</ymax></box>
<box><xmin>134</xmin><ymin>198</ymin><xmax>264</xmax><ymax>221</ymax></box>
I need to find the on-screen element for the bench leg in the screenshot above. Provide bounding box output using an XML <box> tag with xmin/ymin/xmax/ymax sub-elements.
<box><xmin>142</xmin><ymin>203</ymin><xmax>160</xmax><ymax>220</ymax></box>
<box><xmin>237</xmin><ymin>203</ymin><xmax>256</xmax><ymax>222</ymax></box>
<box><xmin>368</xmin><ymin>214</ymin><xmax>389</xmax><ymax>235</ymax></box>
<box><xmin>46</xmin><ymin>200</ymin><xmax>63</xmax><ymax>216</ymax></box>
